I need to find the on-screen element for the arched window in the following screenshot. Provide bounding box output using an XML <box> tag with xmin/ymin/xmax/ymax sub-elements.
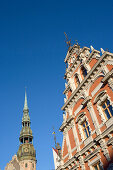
<box><xmin>75</xmin><ymin>74</ymin><xmax>80</xmax><ymax>87</ymax></box>
<box><xmin>76</xmin><ymin>112</ymin><xmax>91</xmax><ymax>141</ymax></box>
<box><xmin>81</xmin><ymin>66</ymin><xmax>87</xmax><ymax>78</ymax></box>
<box><xmin>82</xmin><ymin>120</ymin><xmax>91</xmax><ymax>138</ymax></box>
<box><xmin>101</xmin><ymin>99</ymin><xmax>113</xmax><ymax>120</ymax></box>
<box><xmin>94</xmin><ymin>91</ymin><xmax>113</xmax><ymax>123</ymax></box>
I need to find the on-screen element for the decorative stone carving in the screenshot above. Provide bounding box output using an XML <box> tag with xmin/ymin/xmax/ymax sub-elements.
<box><xmin>79</xmin><ymin>156</ymin><xmax>85</xmax><ymax>170</ymax></box>
<box><xmin>87</xmin><ymin>101</ymin><xmax>101</xmax><ymax>135</ymax></box>
<box><xmin>97</xmin><ymin>104</ymin><xmax>106</xmax><ymax>123</ymax></box>
<box><xmin>99</xmin><ymin>139</ymin><xmax>110</xmax><ymax>161</ymax></box>
<box><xmin>108</xmin><ymin>78</ymin><xmax>113</xmax><ymax>91</ymax></box>
<box><xmin>69</xmin><ymin>77</ymin><xmax>76</xmax><ymax>92</ymax></box>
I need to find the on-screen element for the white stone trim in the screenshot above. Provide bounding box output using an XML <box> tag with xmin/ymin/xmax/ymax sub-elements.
<box><xmin>69</xmin><ymin>77</ymin><xmax>76</xmax><ymax>92</ymax></box>
<box><xmin>62</xmin><ymin>136</ymin><xmax>66</xmax><ymax>158</ymax></box>
<box><xmin>74</xmin><ymin>105</ymin><xmax>83</xmax><ymax>116</ymax></box>
<box><xmin>106</xmin><ymin>117</ymin><xmax>113</xmax><ymax>128</ymax></box>
<box><xmin>91</xmin><ymin>82</ymin><xmax>103</xmax><ymax>97</ymax></box>
<box><xmin>72</xmin><ymin>120</ymin><xmax>80</xmax><ymax>152</ymax></box>
<box><xmin>66</xmin><ymin>132</ymin><xmax>72</xmax><ymax>158</ymax></box>
<box><xmin>107</xmin><ymin>60</ymin><xmax>113</xmax><ymax>65</ymax></box>
<box><xmin>96</xmin><ymin>93</ymin><xmax>113</xmax><ymax>123</ymax></box>
<box><xmin>87</xmin><ymin>101</ymin><xmax>101</xmax><ymax>135</ymax></box>
<box><xmin>88</xmin><ymin>155</ymin><xmax>102</xmax><ymax>169</ymax></box>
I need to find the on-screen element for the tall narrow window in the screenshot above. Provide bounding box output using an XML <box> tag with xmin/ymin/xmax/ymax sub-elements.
<box><xmin>75</xmin><ymin>74</ymin><xmax>80</xmax><ymax>87</ymax></box>
<box><xmin>82</xmin><ymin>120</ymin><xmax>90</xmax><ymax>138</ymax></box>
<box><xmin>25</xmin><ymin>163</ymin><xmax>28</xmax><ymax>168</ymax></box>
<box><xmin>102</xmin><ymin>99</ymin><xmax>113</xmax><ymax>120</ymax></box>
<box><xmin>81</xmin><ymin>66</ymin><xmax>87</xmax><ymax>78</ymax></box>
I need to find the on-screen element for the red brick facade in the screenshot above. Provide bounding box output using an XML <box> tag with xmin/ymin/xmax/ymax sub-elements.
<box><xmin>55</xmin><ymin>45</ymin><xmax>113</xmax><ymax>170</ymax></box>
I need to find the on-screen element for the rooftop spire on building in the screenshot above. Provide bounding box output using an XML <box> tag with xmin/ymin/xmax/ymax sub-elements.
<box><xmin>22</xmin><ymin>90</ymin><xmax>30</xmax><ymax>122</ymax></box>
<box><xmin>17</xmin><ymin>91</ymin><xmax>36</xmax><ymax>162</ymax></box>
<box><xmin>24</xmin><ymin>89</ymin><xmax>28</xmax><ymax>111</ymax></box>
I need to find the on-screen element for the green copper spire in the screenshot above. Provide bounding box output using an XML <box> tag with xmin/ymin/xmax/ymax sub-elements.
<box><xmin>24</xmin><ymin>90</ymin><xmax>28</xmax><ymax>111</ymax></box>
<box><xmin>17</xmin><ymin>91</ymin><xmax>36</xmax><ymax>162</ymax></box>
<box><xmin>22</xmin><ymin>91</ymin><xmax>30</xmax><ymax>123</ymax></box>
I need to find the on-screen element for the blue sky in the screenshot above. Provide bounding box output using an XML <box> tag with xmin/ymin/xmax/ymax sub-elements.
<box><xmin>0</xmin><ymin>0</ymin><xmax>113</xmax><ymax>169</ymax></box>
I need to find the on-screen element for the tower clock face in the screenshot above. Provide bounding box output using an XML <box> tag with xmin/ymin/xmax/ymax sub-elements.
<box><xmin>24</xmin><ymin>147</ymin><xmax>29</xmax><ymax>152</ymax></box>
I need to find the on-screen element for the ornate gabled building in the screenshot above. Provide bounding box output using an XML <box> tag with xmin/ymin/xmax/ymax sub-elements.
<box><xmin>53</xmin><ymin>44</ymin><xmax>113</xmax><ymax>170</ymax></box>
<box><xmin>5</xmin><ymin>92</ymin><xmax>36</xmax><ymax>170</ymax></box>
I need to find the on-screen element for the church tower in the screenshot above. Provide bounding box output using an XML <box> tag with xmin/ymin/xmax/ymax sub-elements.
<box><xmin>17</xmin><ymin>91</ymin><xmax>36</xmax><ymax>170</ymax></box>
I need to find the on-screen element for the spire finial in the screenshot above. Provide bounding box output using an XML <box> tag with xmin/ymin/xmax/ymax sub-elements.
<box><xmin>24</xmin><ymin>88</ymin><xmax>28</xmax><ymax>110</ymax></box>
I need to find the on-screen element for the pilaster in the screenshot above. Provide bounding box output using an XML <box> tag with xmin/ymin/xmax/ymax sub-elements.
<box><xmin>87</xmin><ymin>101</ymin><xmax>101</xmax><ymax>135</ymax></box>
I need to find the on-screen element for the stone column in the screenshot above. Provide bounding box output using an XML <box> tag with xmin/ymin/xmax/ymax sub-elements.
<box><xmin>72</xmin><ymin>120</ymin><xmax>80</xmax><ymax>152</ymax></box>
<box><xmin>99</xmin><ymin>139</ymin><xmax>110</xmax><ymax>161</ymax></box>
<box><xmin>65</xmin><ymin>131</ymin><xmax>72</xmax><ymax>158</ymax></box>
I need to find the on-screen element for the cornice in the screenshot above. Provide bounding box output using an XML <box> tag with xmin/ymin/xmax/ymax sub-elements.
<box><xmin>59</xmin><ymin>115</ymin><xmax>74</xmax><ymax>132</ymax></box>
<box><xmin>87</xmin><ymin>49</ymin><xmax>100</xmax><ymax>63</ymax></box>
<box><xmin>62</xmin><ymin>52</ymin><xmax>112</xmax><ymax>110</ymax></box>
<box><xmin>84</xmin><ymin>148</ymin><xmax>100</xmax><ymax>162</ymax></box>
<box><xmin>65</xmin><ymin>59</ymin><xmax>79</xmax><ymax>76</ymax></box>
<box><xmin>101</xmin><ymin>68</ymin><xmax>113</xmax><ymax>83</ymax></box>
<box><xmin>63</xmin><ymin>83</ymin><xmax>71</xmax><ymax>94</ymax></box>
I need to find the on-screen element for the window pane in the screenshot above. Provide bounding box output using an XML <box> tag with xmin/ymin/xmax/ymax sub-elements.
<box><xmin>82</xmin><ymin>67</ymin><xmax>87</xmax><ymax>77</ymax></box>
<box><xmin>84</xmin><ymin>129</ymin><xmax>88</xmax><ymax>138</ymax></box>
<box><xmin>109</xmin><ymin>105</ymin><xmax>113</xmax><ymax>116</ymax></box>
<box><xmin>83</xmin><ymin>69</ymin><xmax>87</xmax><ymax>77</ymax></box>
<box><xmin>105</xmin><ymin>109</ymin><xmax>111</xmax><ymax>119</ymax></box>
<box><xmin>87</xmin><ymin>126</ymin><xmax>91</xmax><ymax>135</ymax></box>
<box><xmin>83</xmin><ymin>123</ymin><xmax>85</xmax><ymax>128</ymax></box>
<box><xmin>106</xmin><ymin>99</ymin><xmax>110</xmax><ymax>105</ymax></box>
<box><xmin>102</xmin><ymin>103</ymin><xmax>106</xmax><ymax>109</ymax></box>
<box><xmin>86</xmin><ymin>121</ymin><xmax>88</xmax><ymax>125</ymax></box>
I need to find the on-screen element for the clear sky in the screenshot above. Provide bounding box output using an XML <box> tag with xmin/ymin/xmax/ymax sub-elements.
<box><xmin>0</xmin><ymin>0</ymin><xmax>113</xmax><ymax>169</ymax></box>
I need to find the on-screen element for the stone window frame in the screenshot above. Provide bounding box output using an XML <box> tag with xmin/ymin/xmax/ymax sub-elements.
<box><xmin>76</xmin><ymin>112</ymin><xmax>91</xmax><ymax>141</ymax></box>
<box><xmin>78</xmin><ymin>62</ymin><xmax>91</xmax><ymax>82</ymax></box>
<box><xmin>80</xmin><ymin>65</ymin><xmax>88</xmax><ymax>78</ymax></box>
<box><xmin>88</xmin><ymin>155</ymin><xmax>104</xmax><ymax>170</ymax></box>
<box><xmin>94</xmin><ymin>91</ymin><xmax>113</xmax><ymax>123</ymax></box>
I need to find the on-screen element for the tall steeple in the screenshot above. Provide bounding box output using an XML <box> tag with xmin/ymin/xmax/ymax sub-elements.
<box><xmin>24</xmin><ymin>90</ymin><xmax>28</xmax><ymax>110</ymax></box>
<box><xmin>17</xmin><ymin>91</ymin><xmax>36</xmax><ymax>169</ymax></box>
<box><xmin>22</xmin><ymin>91</ymin><xmax>30</xmax><ymax>123</ymax></box>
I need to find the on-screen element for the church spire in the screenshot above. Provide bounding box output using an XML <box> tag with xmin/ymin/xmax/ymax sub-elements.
<box><xmin>24</xmin><ymin>90</ymin><xmax>28</xmax><ymax>111</ymax></box>
<box><xmin>17</xmin><ymin>91</ymin><xmax>36</xmax><ymax>163</ymax></box>
<box><xmin>22</xmin><ymin>90</ymin><xmax>30</xmax><ymax>123</ymax></box>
